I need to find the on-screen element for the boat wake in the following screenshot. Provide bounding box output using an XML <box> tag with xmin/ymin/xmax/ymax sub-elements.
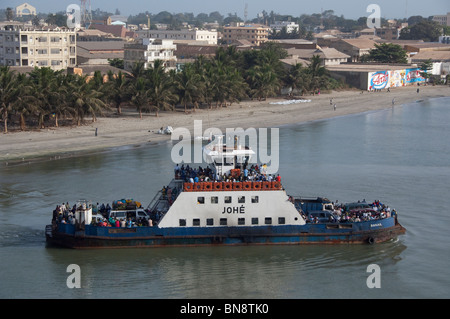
<box><xmin>0</xmin><ymin>225</ymin><xmax>45</xmax><ymax>248</ymax></box>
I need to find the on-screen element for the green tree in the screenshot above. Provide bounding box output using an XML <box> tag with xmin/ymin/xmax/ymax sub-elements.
<box><xmin>399</xmin><ymin>20</ymin><xmax>442</xmax><ymax>42</ymax></box>
<box><xmin>419</xmin><ymin>59</ymin><xmax>433</xmax><ymax>82</ymax></box>
<box><xmin>108</xmin><ymin>58</ymin><xmax>124</xmax><ymax>69</ymax></box>
<box><xmin>0</xmin><ymin>67</ymin><xmax>18</xmax><ymax>133</ymax></box>
<box><xmin>129</xmin><ymin>77</ymin><xmax>150</xmax><ymax>118</ymax></box>
<box><xmin>284</xmin><ymin>62</ymin><xmax>306</xmax><ymax>96</ymax></box>
<box><xmin>105</xmin><ymin>71</ymin><xmax>129</xmax><ymax>115</ymax></box>
<box><xmin>175</xmin><ymin>63</ymin><xmax>202</xmax><ymax>112</ymax></box>
<box><xmin>69</xmin><ymin>76</ymin><xmax>108</xmax><ymax>126</ymax></box>
<box><xmin>365</xmin><ymin>43</ymin><xmax>408</xmax><ymax>63</ymax></box>
<box><xmin>28</xmin><ymin>67</ymin><xmax>64</xmax><ymax>129</ymax></box>
<box><xmin>147</xmin><ymin>60</ymin><xmax>177</xmax><ymax>117</ymax></box>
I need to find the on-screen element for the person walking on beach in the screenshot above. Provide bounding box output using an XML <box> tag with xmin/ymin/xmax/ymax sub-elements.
<box><xmin>392</xmin><ymin>98</ymin><xmax>395</xmax><ymax>106</ymax></box>
<box><xmin>334</xmin><ymin>104</ymin><xmax>336</xmax><ymax>111</ymax></box>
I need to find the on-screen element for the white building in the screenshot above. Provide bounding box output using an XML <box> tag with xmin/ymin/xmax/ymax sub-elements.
<box><xmin>0</xmin><ymin>23</ymin><xmax>76</xmax><ymax>70</ymax></box>
<box><xmin>124</xmin><ymin>38</ymin><xmax>177</xmax><ymax>71</ymax></box>
<box><xmin>136</xmin><ymin>29</ymin><xmax>218</xmax><ymax>45</ymax></box>
<box><xmin>15</xmin><ymin>3</ymin><xmax>36</xmax><ymax>18</ymax></box>
<box><xmin>439</xmin><ymin>36</ymin><xmax>450</xmax><ymax>44</ymax></box>
<box><xmin>270</xmin><ymin>21</ymin><xmax>300</xmax><ymax>34</ymax></box>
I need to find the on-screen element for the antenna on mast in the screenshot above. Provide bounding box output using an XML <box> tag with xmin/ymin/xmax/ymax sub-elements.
<box><xmin>80</xmin><ymin>0</ymin><xmax>92</xmax><ymax>29</ymax></box>
<box><xmin>244</xmin><ymin>3</ymin><xmax>248</xmax><ymax>23</ymax></box>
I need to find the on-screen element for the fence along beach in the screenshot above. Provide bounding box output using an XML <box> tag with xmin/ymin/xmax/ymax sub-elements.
<box><xmin>1</xmin><ymin>85</ymin><xmax>449</xmax><ymax>165</ymax></box>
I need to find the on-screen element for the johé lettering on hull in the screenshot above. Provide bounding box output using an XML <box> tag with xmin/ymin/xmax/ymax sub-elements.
<box><xmin>222</xmin><ymin>206</ymin><xmax>245</xmax><ymax>214</ymax></box>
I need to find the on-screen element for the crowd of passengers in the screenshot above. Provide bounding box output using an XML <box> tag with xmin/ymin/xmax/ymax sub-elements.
<box><xmin>52</xmin><ymin>202</ymin><xmax>161</xmax><ymax>228</ymax></box>
<box><xmin>174</xmin><ymin>163</ymin><xmax>281</xmax><ymax>183</ymax></box>
<box><xmin>301</xmin><ymin>199</ymin><xmax>397</xmax><ymax>224</ymax></box>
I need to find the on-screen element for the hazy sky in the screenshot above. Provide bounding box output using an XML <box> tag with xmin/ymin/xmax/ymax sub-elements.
<box><xmin>3</xmin><ymin>0</ymin><xmax>450</xmax><ymax>19</ymax></box>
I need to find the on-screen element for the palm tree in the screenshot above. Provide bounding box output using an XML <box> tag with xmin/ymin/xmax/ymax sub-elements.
<box><xmin>0</xmin><ymin>66</ymin><xmax>18</xmax><ymax>133</ymax></box>
<box><xmin>28</xmin><ymin>67</ymin><xmax>65</xmax><ymax>128</ymax></box>
<box><xmin>175</xmin><ymin>63</ymin><xmax>202</xmax><ymax>113</ymax></box>
<box><xmin>308</xmin><ymin>55</ymin><xmax>327</xmax><ymax>77</ymax></box>
<box><xmin>130</xmin><ymin>61</ymin><xmax>147</xmax><ymax>79</ymax></box>
<box><xmin>284</xmin><ymin>63</ymin><xmax>305</xmax><ymax>96</ymax></box>
<box><xmin>69</xmin><ymin>76</ymin><xmax>108</xmax><ymax>126</ymax></box>
<box><xmin>247</xmin><ymin>64</ymin><xmax>281</xmax><ymax>101</ymax></box>
<box><xmin>12</xmin><ymin>75</ymin><xmax>41</xmax><ymax>131</ymax></box>
<box><xmin>105</xmin><ymin>71</ymin><xmax>129</xmax><ymax>115</ymax></box>
<box><xmin>148</xmin><ymin>68</ymin><xmax>177</xmax><ymax>117</ymax></box>
<box><xmin>50</xmin><ymin>74</ymin><xmax>76</xmax><ymax>127</ymax></box>
<box><xmin>129</xmin><ymin>77</ymin><xmax>150</xmax><ymax>119</ymax></box>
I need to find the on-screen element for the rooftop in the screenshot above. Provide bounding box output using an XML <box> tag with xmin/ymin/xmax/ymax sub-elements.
<box><xmin>286</xmin><ymin>48</ymin><xmax>350</xmax><ymax>60</ymax></box>
<box><xmin>341</xmin><ymin>38</ymin><xmax>377</xmax><ymax>49</ymax></box>
<box><xmin>327</xmin><ymin>63</ymin><xmax>418</xmax><ymax>72</ymax></box>
<box><xmin>410</xmin><ymin>50</ymin><xmax>450</xmax><ymax>62</ymax></box>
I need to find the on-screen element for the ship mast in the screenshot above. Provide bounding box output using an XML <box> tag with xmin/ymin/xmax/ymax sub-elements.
<box><xmin>203</xmin><ymin>135</ymin><xmax>255</xmax><ymax>177</ymax></box>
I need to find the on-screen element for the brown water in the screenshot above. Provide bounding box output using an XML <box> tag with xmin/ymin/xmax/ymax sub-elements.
<box><xmin>1</xmin><ymin>97</ymin><xmax>449</xmax><ymax>299</ymax></box>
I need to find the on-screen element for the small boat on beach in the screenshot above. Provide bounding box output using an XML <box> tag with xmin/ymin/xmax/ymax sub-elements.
<box><xmin>45</xmin><ymin>136</ymin><xmax>405</xmax><ymax>249</ymax></box>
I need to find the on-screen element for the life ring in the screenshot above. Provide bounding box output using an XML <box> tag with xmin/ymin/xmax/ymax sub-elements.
<box><xmin>233</xmin><ymin>182</ymin><xmax>243</xmax><ymax>190</ymax></box>
<box><xmin>184</xmin><ymin>183</ymin><xmax>193</xmax><ymax>192</ymax></box>
<box><xmin>252</xmin><ymin>182</ymin><xmax>262</xmax><ymax>190</ymax></box>
<box><xmin>223</xmin><ymin>182</ymin><xmax>232</xmax><ymax>191</ymax></box>
<box><xmin>272</xmin><ymin>181</ymin><xmax>281</xmax><ymax>190</ymax></box>
<box><xmin>203</xmin><ymin>182</ymin><xmax>212</xmax><ymax>191</ymax></box>
<box><xmin>262</xmin><ymin>181</ymin><xmax>271</xmax><ymax>190</ymax></box>
<box><xmin>243</xmin><ymin>182</ymin><xmax>252</xmax><ymax>190</ymax></box>
<box><xmin>213</xmin><ymin>182</ymin><xmax>223</xmax><ymax>191</ymax></box>
<box><xmin>193</xmin><ymin>183</ymin><xmax>203</xmax><ymax>191</ymax></box>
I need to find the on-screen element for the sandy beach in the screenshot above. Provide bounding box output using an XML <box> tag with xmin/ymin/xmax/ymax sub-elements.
<box><xmin>1</xmin><ymin>85</ymin><xmax>448</xmax><ymax>165</ymax></box>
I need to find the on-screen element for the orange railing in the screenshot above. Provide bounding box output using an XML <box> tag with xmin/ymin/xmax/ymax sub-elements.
<box><xmin>183</xmin><ymin>181</ymin><xmax>282</xmax><ymax>192</ymax></box>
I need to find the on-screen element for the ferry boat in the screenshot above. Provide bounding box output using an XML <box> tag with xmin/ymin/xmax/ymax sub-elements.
<box><xmin>45</xmin><ymin>136</ymin><xmax>406</xmax><ymax>249</ymax></box>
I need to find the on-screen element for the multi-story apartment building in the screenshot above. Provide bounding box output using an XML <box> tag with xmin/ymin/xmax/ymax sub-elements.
<box><xmin>222</xmin><ymin>24</ymin><xmax>270</xmax><ymax>46</ymax></box>
<box><xmin>124</xmin><ymin>38</ymin><xmax>177</xmax><ymax>71</ymax></box>
<box><xmin>136</xmin><ymin>29</ymin><xmax>218</xmax><ymax>45</ymax></box>
<box><xmin>432</xmin><ymin>13</ymin><xmax>450</xmax><ymax>26</ymax></box>
<box><xmin>270</xmin><ymin>21</ymin><xmax>300</xmax><ymax>34</ymax></box>
<box><xmin>0</xmin><ymin>23</ymin><xmax>77</xmax><ymax>70</ymax></box>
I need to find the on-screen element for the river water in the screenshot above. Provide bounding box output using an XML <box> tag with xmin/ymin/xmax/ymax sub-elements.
<box><xmin>1</xmin><ymin>96</ymin><xmax>449</xmax><ymax>299</ymax></box>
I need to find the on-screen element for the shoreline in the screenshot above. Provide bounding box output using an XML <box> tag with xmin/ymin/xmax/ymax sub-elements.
<box><xmin>1</xmin><ymin>85</ymin><xmax>449</xmax><ymax>166</ymax></box>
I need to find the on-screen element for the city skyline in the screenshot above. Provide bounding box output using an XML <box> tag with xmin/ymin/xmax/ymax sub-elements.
<box><xmin>2</xmin><ymin>0</ymin><xmax>450</xmax><ymax>20</ymax></box>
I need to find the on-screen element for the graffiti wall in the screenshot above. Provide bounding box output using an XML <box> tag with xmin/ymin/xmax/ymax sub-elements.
<box><xmin>368</xmin><ymin>68</ymin><xmax>425</xmax><ymax>90</ymax></box>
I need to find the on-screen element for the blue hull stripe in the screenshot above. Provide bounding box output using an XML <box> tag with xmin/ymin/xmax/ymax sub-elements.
<box><xmin>47</xmin><ymin>217</ymin><xmax>405</xmax><ymax>248</ymax></box>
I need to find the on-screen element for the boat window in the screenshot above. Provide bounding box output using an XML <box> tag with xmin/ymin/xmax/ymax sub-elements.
<box><xmin>224</xmin><ymin>196</ymin><xmax>232</xmax><ymax>204</ymax></box>
<box><xmin>197</xmin><ymin>197</ymin><xmax>205</xmax><ymax>204</ymax></box>
<box><xmin>211</xmin><ymin>196</ymin><xmax>218</xmax><ymax>204</ymax></box>
<box><xmin>265</xmin><ymin>217</ymin><xmax>272</xmax><ymax>225</ymax></box>
<box><xmin>252</xmin><ymin>217</ymin><xmax>259</xmax><ymax>225</ymax></box>
<box><xmin>179</xmin><ymin>219</ymin><xmax>186</xmax><ymax>226</ymax></box>
<box><xmin>193</xmin><ymin>219</ymin><xmax>200</xmax><ymax>226</ymax></box>
<box><xmin>278</xmin><ymin>217</ymin><xmax>286</xmax><ymax>224</ymax></box>
<box><xmin>207</xmin><ymin>218</ymin><xmax>214</xmax><ymax>226</ymax></box>
<box><xmin>251</xmin><ymin>196</ymin><xmax>259</xmax><ymax>203</ymax></box>
<box><xmin>238</xmin><ymin>196</ymin><xmax>245</xmax><ymax>203</ymax></box>
<box><xmin>220</xmin><ymin>218</ymin><xmax>227</xmax><ymax>226</ymax></box>
<box><xmin>238</xmin><ymin>218</ymin><xmax>245</xmax><ymax>225</ymax></box>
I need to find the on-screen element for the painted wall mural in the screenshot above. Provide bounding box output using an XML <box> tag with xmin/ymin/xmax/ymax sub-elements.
<box><xmin>368</xmin><ymin>68</ymin><xmax>425</xmax><ymax>90</ymax></box>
